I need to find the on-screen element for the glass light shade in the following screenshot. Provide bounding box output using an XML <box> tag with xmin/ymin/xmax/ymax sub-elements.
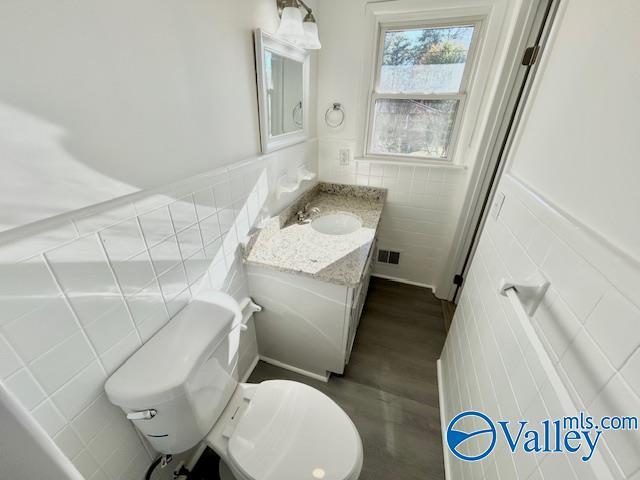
<box><xmin>302</xmin><ymin>21</ymin><xmax>321</xmax><ymax>50</ymax></box>
<box><xmin>276</xmin><ymin>7</ymin><xmax>304</xmax><ymax>43</ymax></box>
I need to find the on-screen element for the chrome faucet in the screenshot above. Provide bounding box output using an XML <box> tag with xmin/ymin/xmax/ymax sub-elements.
<box><xmin>296</xmin><ymin>203</ymin><xmax>320</xmax><ymax>224</ymax></box>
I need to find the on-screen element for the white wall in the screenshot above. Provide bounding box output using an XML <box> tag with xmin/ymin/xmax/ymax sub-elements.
<box><xmin>315</xmin><ymin>0</ymin><xmax>527</xmax><ymax>289</ymax></box>
<box><xmin>0</xmin><ymin>0</ymin><xmax>317</xmax><ymax>231</ymax></box>
<box><xmin>0</xmin><ymin>146</ymin><xmax>319</xmax><ymax>480</ymax></box>
<box><xmin>508</xmin><ymin>0</ymin><xmax>640</xmax><ymax>261</ymax></box>
<box><xmin>0</xmin><ymin>1</ymin><xmax>320</xmax><ymax>478</ymax></box>
<box><xmin>440</xmin><ymin>1</ymin><xmax>640</xmax><ymax>478</ymax></box>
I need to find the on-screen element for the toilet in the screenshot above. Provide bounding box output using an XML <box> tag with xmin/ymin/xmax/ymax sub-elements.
<box><xmin>104</xmin><ymin>291</ymin><xmax>363</xmax><ymax>480</ymax></box>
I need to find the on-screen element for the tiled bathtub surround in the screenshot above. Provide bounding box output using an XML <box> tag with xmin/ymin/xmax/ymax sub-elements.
<box><xmin>440</xmin><ymin>175</ymin><xmax>640</xmax><ymax>480</ymax></box>
<box><xmin>0</xmin><ymin>146</ymin><xmax>318</xmax><ymax>480</ymax></box>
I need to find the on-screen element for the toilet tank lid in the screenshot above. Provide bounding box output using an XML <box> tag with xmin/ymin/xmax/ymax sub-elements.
<box><xmin>104</xmin><ymin>291</ymin><xmax>242</xmax><ymax>407</ymax></box>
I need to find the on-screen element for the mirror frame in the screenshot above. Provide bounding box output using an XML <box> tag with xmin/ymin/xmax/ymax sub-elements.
<box><xmin>254</xmin><ymin>28</ymin><xmax>310</xmax><ymax>154</ymax></box>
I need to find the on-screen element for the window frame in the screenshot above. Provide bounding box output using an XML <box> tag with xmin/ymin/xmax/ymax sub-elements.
<box><xmin>364</xmin><ymin>17</ymin><xmax>483</xmax><ymax>163</ymax></box>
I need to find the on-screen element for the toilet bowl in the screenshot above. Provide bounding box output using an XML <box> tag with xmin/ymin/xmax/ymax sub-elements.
<box><xmin>208</xmin><ymin>381</ymin><xmax>362</xmax><ymax>480</ymax></box>
<box><xmin>104</xmin><ymin>291</ymin><xmax>362</xmax><ymax>480</ymax></box>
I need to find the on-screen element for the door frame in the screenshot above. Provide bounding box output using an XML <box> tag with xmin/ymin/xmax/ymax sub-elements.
<box><xmin>436</xmin><ymin>0</ymin><xmax>561</xmax><ymax>302</ymax></box>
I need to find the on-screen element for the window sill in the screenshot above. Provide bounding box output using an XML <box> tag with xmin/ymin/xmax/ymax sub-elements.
<box><xmin>354</xmin><ymin>156</ymin><xmax>467</xmax><ymax>170</ymax></box>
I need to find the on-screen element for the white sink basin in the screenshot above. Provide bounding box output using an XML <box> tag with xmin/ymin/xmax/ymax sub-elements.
<box><xmin>311</xmin><ymin>213</ymin><xmax>362</xmax><ymax>235</ymax></box>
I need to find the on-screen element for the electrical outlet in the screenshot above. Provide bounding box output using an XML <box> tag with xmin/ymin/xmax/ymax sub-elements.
<box><xmin>339</xmin><ymin>148</ymin><xmax>351</xmax><ymax>166</ymax></box>
<box><xmin>492</xmin><ymin>192</ymin><xmax>505</xmax><ymax>220</ymax></box>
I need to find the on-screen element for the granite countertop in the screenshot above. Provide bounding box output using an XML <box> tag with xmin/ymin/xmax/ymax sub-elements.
<box><xmin>244</xmin><ymin>183</ymin><xmax>386</xmax><ymax>286</ymax></box>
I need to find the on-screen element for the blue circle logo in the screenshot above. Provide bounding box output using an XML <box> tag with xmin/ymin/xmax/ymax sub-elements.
<box><xmin>446</xmin><ymin>411</ymin><xmax>496</xmax><ymax>461</ymax></box>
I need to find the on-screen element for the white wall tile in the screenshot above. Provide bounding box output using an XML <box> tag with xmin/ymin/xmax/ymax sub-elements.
<box><xmin>589</xmin><ymin>375</ymin><xmax>640</xmax><ymax>476</ymax></box>
<box><xmin>218</xmin><ymin>207</ymin><xmax>235</xmax><ymax>234</ymax></box>
<box><xmin>138</xmin><ymin>206</ymin><xmax>174</xmax><ymax>246</ymax></box>
<box><xmin>98</xmin><ymin>218</ymin><xmax>145</xmax><ymax>262</ymax></box>
<box><xmin>0</xmin><ymin>334</ymin><xmax>21</xmax><ymax>378</ymax></box>
<box><xmin>87</xmin><ymin>417</ymin><xmax>137</xmax><ymax>465</ymax></box>
<box><xmin>148</xmin><ymin>236</ymin><xmax>182</xmax><ymax>276</ymax></box>
<box><xmin>52</xmin><ymin>361</ymin><xmax>106</xmax><ymax>419</ymax></box>
<box><xmin>212</xmin><ymin>181</ymin><xmax>232</xmax><ymax>208</ymax></box>
<box><xmin>0</xmin><ymin>256</ymin><xmax>60</xmax><ymax>324</ymax></box>
<box><xmin>54</xmin><ymin>426</ymin><xmax>84</xmax><ymax>459</ymax></box>
<box><xmin>200</xmin><ymin>214</ymin><xmax>222</xmax><ymax>245</ymax></box>
<box><xmin>71</xmin><ymin>449</ymin><xmax>100</xmax><ymax>479</ymax></box>
<box><xmin>621</xmin><ymin>349</ymin><xmax>640</xmax><ymax>398</ymax></box>
<box><xmin>138</xmin><ymin>308</ymin><xmax>170</xmax><ymax>342</ymax></box>
<box><xmin>0</xmin><ymin>222</ymin><xmax>78</xmax><ymax>264</ymax></box>
<box><xmin>539</xmin><ymin>454</ymin><xmax>577</xmax><ymax>480</ymax></box>
<box><xmin>585</xmin><ymin>289</ymin><xmax>640</xmax><ymax>369</ymax></box>
<box><xmin>31</xmin><ymin>400</ymin><xmax>66</xmax><ymax>436</ymax></box>
<box><xmin>543</xmin><ymin>240</ymin><xmax>608</xmax><ymax>321</ymax></box>
<box><xmin>157</xmin><ymin>264</ymin><xmax>189</xmax><ymax>300</ymax></box>
<box><xmin>84</xmin><ymin>302</ymin><xmax>134</xmax><ymax>354</ymax></box>
<box><xmin>45</xmin><ymin>236</ymin><xmax>112</xmax><ymax>294</ymax></box>
<box><xmin>442</xmin><ymin>180</ymin><xmax>640</xmax><ymax>479</ymax></box>
<box><xmin>74</xmin><ymin>204</ymin><xmax>137</xmax><ymax>237</ymax></box>
<box><xmin>166</xmin><ymin>288</ymin><xmax>191</xmax><ymax>317</ymax></box>
<box><xmin>110</xmin><ymin>251</ymin><xmax>156</xmax><ymax>295</ymax></box>
<box><xmin>193</xmin><ymin>188</ymin><xmax>217</xmax><ymax>220</ymax></box>
<box><xmin>45</xmin><ymin>236</ymin><xmax>122</xmax><ymax>323</ymax></box>
<box><xmin>0</xmin><ymin>155</ymin><xmax>275</xmax><ymax>480</ymax></box>
<box><xmin>169</xmin><ymin>196</ymin><xmax>198</xmax><ymax>232</ymax></box>
<box><xmin>177</xmin><ymin>225</ymin><xmax>204</xmax><ymax>259</ymax></box>
<box><xmin>184</xmin><ymin>250</ymin><xmax>209</xmax><ymax>285</ymax></box>
<box><xmin>533</xmin><ymin>291</ymin><xmax>582</xmax><ymax>360</ymax></box>
<box><xmin>2</xmin><ymin>297</ymin><xmax>78</xmax><ymax>362</ymax></box>
<box><xmin>30</xmin><ymin>331</ymin><xmax>95</xmax><ymax>394</ymax></box>
<box><xmin>72</xmin><ymin>394</ymin><xmax>123</xmax><ymax>444</ymax></box>
<box><xmin>125</xmin><ymin>281</ymin><xmax>165</xmax><ymax>325</ymax></box>
<box><xmin>4</xmin><ymin>369</ymin><xmax>45</xmax><ymax>410</ymax></box>
<box><xmin>560</xmin><ymin>329</ymin><xmax>615</xmax><ymax>406</ymax></box>
<box><xmin>204</xmin><ymin>237</ymin><xmax>224</xmax><ymax>262</ymax></box>
<box><xmin>102</xmin><ymin>425</ymin><xmax>147</xmax><ymax>479</ymax></box>
<box><xmin>119</xmin><ymin>451</ymin><xmax>150</xmax><ymax>480</ymax></box>
<box><xmin>101</xmin><ymin>331</ymin><xmax>141</xmax><ymax>375</ymax></box>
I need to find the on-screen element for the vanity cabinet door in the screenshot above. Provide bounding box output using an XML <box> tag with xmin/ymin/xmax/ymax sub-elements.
<box><xmin>247</xmin><ymin>265</ymin><xmax>350</xmax><ymax>377</ymax></box>
<box><xmin>345</xmin><ymin>240</ymin><xmax>376</xmax><ymax>364</ymax></box>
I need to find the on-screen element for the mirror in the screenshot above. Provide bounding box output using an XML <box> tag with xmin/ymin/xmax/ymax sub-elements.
<box><xmin>255</xmin><ymin>29</ymin><xmax>309</xmax><ymax>153</ymax></box>
<box><xmin>264</xmin><ymin>51</ymin><xmax>303</xmax><ymax>137</ymax></box>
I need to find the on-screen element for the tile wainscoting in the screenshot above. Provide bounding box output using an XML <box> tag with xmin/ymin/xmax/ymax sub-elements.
<box><xmin>440</xmin><ymin>174</ymin><xmax>640</xmax><ymax>479</ymax></box>
<box><xmin>0</xmin><ymin>140</ymin><xmax>318</xmax><ymax>480</ymax></box>
<box><xmin>318</xmin><ymin>138</ymin><xmax>467</xmax><ymax>288</ymax></box>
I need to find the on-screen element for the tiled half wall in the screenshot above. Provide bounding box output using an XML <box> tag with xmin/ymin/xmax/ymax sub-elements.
<box><xmin>0</xmin><ymin>141</ymin><xmax>318</xmax><ymax>480</ymax></box>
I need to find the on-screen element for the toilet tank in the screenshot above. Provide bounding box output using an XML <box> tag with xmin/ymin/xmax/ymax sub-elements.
<box><xmin>104</xmin><ymin>291</ymin><xmax>243</xmax><ymax>454</ymax></box>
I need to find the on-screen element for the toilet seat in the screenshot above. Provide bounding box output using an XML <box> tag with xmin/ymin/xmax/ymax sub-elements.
<box><xmin>226</xmin><ymin>380</ymin><xmax>362</xmax><ymax>480</ymax></box>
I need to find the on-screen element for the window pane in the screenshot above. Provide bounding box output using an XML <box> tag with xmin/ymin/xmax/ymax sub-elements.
<box><xmin>379</xmin><ymin>26</ymin><xmax>475</xmax><ymax>93</ymax></box>
<box><xmin>370</xmin><ymin>99</ymin><xmax>459</xmax><ymax>158</ymax></box>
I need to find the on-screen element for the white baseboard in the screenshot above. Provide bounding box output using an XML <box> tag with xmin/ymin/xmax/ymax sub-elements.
<box><xmin>259</xmin><ymin>355</ymin><xmax>330</xmax><ymax>382</ymax></box>
<box><xmin>371</xmin><ymin>273</ymin><xmax>435</xmax><ymax>291</ymax></box>
<box><xmin>437</xmin><ymin>359</ymin><xmax>451</xmax><ymax>480</ymax></box>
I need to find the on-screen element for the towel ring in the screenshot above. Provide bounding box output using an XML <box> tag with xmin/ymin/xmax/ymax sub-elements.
<box><xmin>325</xmin><ymin>103</ymin><xmax>345</xmax><ymax>128</ymax></box>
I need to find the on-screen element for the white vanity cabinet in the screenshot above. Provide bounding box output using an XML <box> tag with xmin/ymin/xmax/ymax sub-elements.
<box><xmin>246</xmin><ymin>242</ymin><xmax>375</xmax><ymax>381</ymax></box>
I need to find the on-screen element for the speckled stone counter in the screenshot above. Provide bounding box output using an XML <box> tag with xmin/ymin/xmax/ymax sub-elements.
<box><xmin>244</xmin><ymin>183</ymin><xmax>386</xmax><ymax>286</ymax></box>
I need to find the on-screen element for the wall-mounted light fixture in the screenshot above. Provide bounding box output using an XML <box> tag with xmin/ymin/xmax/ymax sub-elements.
<box><xmin>276</xmin><ymin>0</ymin><xmax>321</xmax><ymax>50</ymax></box>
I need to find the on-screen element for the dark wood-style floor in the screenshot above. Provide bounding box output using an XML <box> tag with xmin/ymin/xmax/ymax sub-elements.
<box><xmin>248</xmin><ymin>277</ymin><xmax>447</xmax><ymax>480</ymax></box>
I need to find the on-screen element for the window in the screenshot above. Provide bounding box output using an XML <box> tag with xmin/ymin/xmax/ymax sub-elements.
<box><xmin>366</xmin><ymin>20</ymin><xmax>480</xmax><ymax>161</ymax></box>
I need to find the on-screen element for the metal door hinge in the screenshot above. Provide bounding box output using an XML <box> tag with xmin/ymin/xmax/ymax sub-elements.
<box><xmin>453</xmin><ymin>274</ymin><xmax>464</xmax><ymax>286</ymax></box>
<box><xmin>522</xmin><ymin>45</ymin><xmax>541</xmax><ymax>66</ymax></box>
